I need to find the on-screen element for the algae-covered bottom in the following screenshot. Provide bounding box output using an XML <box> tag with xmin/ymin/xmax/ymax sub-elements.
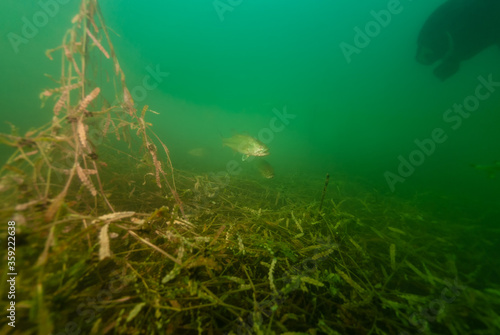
<box><xmin>3</xmin><ymin>168</ymin><xmax>499</xmax><ymax>335</ymax></box>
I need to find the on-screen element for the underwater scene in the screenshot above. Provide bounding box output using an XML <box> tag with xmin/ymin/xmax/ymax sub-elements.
<box><xmin>1</xmin><ymin>0</ymin><xmax>500</xmax><ymax>334</ymax></box>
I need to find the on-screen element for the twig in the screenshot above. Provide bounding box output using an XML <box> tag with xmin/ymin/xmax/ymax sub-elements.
<box><xmin>127</xmin><ymin>230</ymin><xmax>181</xmax><ymax>265</ymax></box>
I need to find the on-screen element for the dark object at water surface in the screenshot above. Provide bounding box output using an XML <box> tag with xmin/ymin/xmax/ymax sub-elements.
<box><xmin>416</xmin><ymin>0</ymin><xmax>500</xmax><ymax>80</ymax></box>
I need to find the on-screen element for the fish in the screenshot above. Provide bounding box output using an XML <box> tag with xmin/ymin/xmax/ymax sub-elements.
<box><xmin>222</xmin><ymin>133</ymin><xmax>269</xmax><ymax>161</ymax></box>
<box><xmin>254</xmin><ymin>159</ymin><xmax>274</xmax><ymax>179</ymax></box>
<box><xmin>188</xmin><ymin>147</ymin><xmax>208</xmax><ymax>157</ymax></box>
<box><xmin>471</xmin><ymin>161</ymin><xmax>500</xmax><ymax>178</ymax></box>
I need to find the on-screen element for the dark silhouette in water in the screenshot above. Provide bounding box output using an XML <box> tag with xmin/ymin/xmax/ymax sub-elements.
<box><xmin>416</xmin><ymin>0</ymin><xmax>500</xmax><ymax>80</ymax></box>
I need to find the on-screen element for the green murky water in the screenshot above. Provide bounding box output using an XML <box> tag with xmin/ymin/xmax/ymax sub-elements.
<box><xmin>1</xmin><ymin>1</ymin><xmax>499</xmax><ymax>333</ymax></box>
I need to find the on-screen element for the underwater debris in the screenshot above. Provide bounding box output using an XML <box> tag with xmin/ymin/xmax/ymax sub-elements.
<box><xmin>319</xmin><ymin>172</ymin><xmax>330</xmax><ymax>212</ymax></box>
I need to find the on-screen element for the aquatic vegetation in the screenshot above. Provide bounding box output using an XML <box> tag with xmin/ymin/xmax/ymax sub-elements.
<box><xmin>0</xmin><ymin>1</ymin><xmax>499</xmax><ymax>335</ymax></box>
